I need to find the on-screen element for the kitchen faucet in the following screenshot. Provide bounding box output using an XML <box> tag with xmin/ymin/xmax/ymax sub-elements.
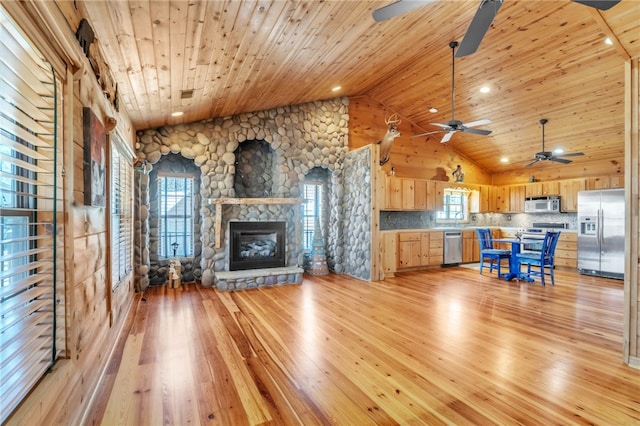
<box><xmin>453</xmin><ymin>211</ymin><xmax>464</xmax><ymax>227</ymax></box>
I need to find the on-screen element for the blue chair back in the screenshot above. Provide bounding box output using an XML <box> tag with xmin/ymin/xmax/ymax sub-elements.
<box><xmin>542</xmin><ymin>231</ymin><xmax>561</xmax><ymax>261</ymax></box>
<box><xmin>476</xmin><ymin>228</ymin><xmax>494</xmax><ymax>250</ymax></box>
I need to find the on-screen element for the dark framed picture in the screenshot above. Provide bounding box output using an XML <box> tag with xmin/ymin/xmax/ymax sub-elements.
<box><xmin>83</xmin><ymin>107</ymin><xmax>106</xmax><ymax>207</ymax></box>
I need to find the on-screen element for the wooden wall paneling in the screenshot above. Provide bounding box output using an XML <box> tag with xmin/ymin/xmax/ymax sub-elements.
<box><xmin>623</xmin><ymin>58</ymin><xmax>639</xmax><ymax>366</ymax></box>
<box><xmin>370</xmin><ymin>143</ymin><xmax>381</xmax><ymax>282</ymax></box>
<box><xmin>348</xmin><ymin>96</ymin><xmax>492</xmax><ymax>184</ymax></box>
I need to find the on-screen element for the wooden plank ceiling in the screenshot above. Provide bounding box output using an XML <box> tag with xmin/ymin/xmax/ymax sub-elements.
<box><xmin>76</xmin><ymin>0</ymin><xmax>639</xmax><ymax>174</ymax></box>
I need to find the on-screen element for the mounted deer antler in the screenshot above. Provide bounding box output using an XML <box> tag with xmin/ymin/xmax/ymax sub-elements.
<box><xmin>378</xmin><ymin>113</ymin><xmax>401</xmax><ymax>166</ymax></box>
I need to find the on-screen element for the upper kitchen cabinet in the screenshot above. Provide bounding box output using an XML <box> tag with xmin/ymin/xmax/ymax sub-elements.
<box><xmin>526</xmin><ymin>181</ymin><xmax>560</xmax><ymax>197</ymax></box>
<box><xmin>559</xmin><ymin>178</ymin><xmax>586</xmax><ymax>212</ymax></box>
<box><xmin>586</xmin><ymin>175</ymin><xmax>624</xmax><ymax>190</ymax></box>
<box><xmin>384</xmin><ymin>175</ymin><xmax>402</xmax><ymax>210</ymax></box>
<box><xmin>509</xmin><ymin>185</ymin><xmax>526</xmax><ymax>212</ymax></box>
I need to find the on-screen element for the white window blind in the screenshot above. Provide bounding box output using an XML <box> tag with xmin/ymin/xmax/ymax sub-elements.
<box><xmin>0</xmin><ymin>7</ymin><xmax>63</xmax><ymax>423</ymax></box>
<box><xmin>110</xmin><ymin>132</ymin><xmax>133</xmax><ymax>288</ymax></box>
<box><xmin>158</xmin><ymin>175</ymin><xmax>194</xmax><ymax>258</ymax></box>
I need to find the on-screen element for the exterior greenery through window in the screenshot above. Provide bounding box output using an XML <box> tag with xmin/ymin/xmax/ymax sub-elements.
<box><xmin>159</xmin><ymin>175</ymin><xmax>194</xmax><ymax>258</ymax></box>
<box><xmin>302</xmin><ymin>183</ymin><xmax>322</xmax><ymax>250</ymax></box>
<box><xmin>437</xmin><ymin>189</ymin><xmax>468</xmax><ymax>222</ymax></box>
<box><xmin>110</xmin><ymin>133</ymin><xmax>133</xmax><ymax>288</ymax></box>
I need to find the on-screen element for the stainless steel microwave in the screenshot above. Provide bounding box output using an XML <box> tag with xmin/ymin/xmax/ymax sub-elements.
<box><xmin>524</xmin><ymin>195</ymin><xmax>561</xmax><ymax>213</ymax></box>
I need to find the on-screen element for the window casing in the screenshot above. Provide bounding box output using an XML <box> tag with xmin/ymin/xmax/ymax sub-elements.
<box><xmin>158</xmin><ymin>175</ymin><xmax>194</xmax><ymax>258</ymax></box>
<box><xmin>110</xmin><ymin>133</ymin><xmax>133</xmax><ymax>288</ymax></box>
<box><xmin>0</xmin><ymin>7</ymin><xmax>63</xmax><ymax>423</ymax></box>
<box><xmin>437</xmin><ymin>189</ymin><xmax>469</xmax><ymax>223</ymax></box>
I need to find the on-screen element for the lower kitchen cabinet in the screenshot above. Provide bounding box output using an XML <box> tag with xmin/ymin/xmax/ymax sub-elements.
<box><xmin>554</xmin><ymin>232</ymin><xmax>578</xmax><ymax>268</ymax></box>
<box><xmin>462</xmin><ymin>229</ymin><xmax>480</xmax><ymax>263</ymax></box>
<box><xmin>397</xmin><ymin>231</ymin><xmax>443</xmax><ymax>270</ymax></box>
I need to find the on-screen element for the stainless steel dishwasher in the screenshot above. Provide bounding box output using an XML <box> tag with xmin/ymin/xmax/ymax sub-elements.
<box><xmin>443</xmin><ymin>230</ymin><xmax>463</xmax><ymax>266</ymax></box>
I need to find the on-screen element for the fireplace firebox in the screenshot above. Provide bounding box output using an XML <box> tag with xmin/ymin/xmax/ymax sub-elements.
<box><xmin>229</xmin><ymin>221</ymin><xmax>286</xmax><ymax>271</ymax></box>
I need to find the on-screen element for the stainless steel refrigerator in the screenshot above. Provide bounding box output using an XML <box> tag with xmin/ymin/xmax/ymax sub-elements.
<box><xmin>577</xmin><ymin>188</ymin><xmax>624</xmax><ymax>279</ymax></box>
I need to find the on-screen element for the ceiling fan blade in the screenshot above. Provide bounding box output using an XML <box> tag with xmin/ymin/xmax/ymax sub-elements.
<box><xmin>555</xmin><ymin>152</ymin><xmax>584</xmax><ymax>158</ymax></box>
<box><xmin>550</xmin><ymin>157</ymin><xmax>572</xmax><ymax>164</ymax></box>
<box><xmin>441</xmin><ymin>131</ymin><xmax>455</xmax><ymax>143</ymax></box>
<box><xmin>463</xmin><ymin>118</ymin><xmax>492</xmax><ymax>128</ymax></box>
<box><xmin>411</xmin><ymin>129</ymin><xmax>447</xmax><ymax>138</ymax></box>
<box><xmin>429</xmin><ymin>122</ymin><xmax>451</xmax><ymax>129</ymax></box>
<box><xmin>571</xmin><ymin>0</ymin><xmax>621</xmax><ymax>10</ymax></box>
<box><xmin>524</xmin><ymin>159</ymin><xmax>540</xmax><ymax>168</ymax></box>
<box><xmin>372</xmin><ymin>0</ymin><xmax>435</xmax><ymax>22</ymax></box>
<box><xmin>461</xmin><ymin>127</ymin><xmax>491</xmax><ymax>136</ymax></box>
<box><xmin>455</xmin><ymin>0</ymin><xmax>503</xmax><ymax>58</ymax></box>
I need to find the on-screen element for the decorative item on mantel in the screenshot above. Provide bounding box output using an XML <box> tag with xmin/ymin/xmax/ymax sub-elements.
<box><xmin>305</xmin><ymin>218</ymin><xmax>329</xmax><ymax>276</ymax></box>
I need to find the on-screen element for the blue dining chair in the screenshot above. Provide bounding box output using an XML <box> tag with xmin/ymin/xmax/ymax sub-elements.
<box><xmin>476</xmin><ymin>228</ymin><xmax>511</xmax><ymax>278</ymax></box>
<box><xmin>515</xmin><ymin>231</ymin><xmax>561</xmax><ymax>286</ymax></box>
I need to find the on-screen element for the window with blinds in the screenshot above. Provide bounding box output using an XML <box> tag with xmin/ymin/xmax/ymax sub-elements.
<box><xmin>110</xmin><ymin>132</ymin><xmax>133</xmax><ymax>289</ymax></box>
<box><xmin>0</xmin><ymin>6</ymin><xmax>64</xmax><ymax>423</ymax></box>
<box><xmin>158</xmin><ymin>175</ymin><xmax>194</xmax><ymax>258</ymax></box>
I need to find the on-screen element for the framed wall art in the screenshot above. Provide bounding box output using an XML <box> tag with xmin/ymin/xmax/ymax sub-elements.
<box><xmin>83</xmin><ymin>107</ymin><xmax>106</xmax><ymax>207</ymax></box>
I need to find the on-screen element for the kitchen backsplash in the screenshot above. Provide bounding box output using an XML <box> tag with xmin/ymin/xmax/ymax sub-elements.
<box><xmin>380</xmin><ymin>211</ymin><xmax>578</xmax><ymax>230</ymax></box>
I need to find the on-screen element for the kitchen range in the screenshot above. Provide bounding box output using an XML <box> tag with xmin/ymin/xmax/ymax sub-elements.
<box><xmin>518</xmin><ymin>222</ymin><xmax>570</xmax><ymax>254</ymax></box>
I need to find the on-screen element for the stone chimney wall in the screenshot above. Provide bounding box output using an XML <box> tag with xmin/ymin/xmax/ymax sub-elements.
<box><xmin>134</xmin><ymin>98</ymin><xmax>350</xmax><ymax>290</ymax></box>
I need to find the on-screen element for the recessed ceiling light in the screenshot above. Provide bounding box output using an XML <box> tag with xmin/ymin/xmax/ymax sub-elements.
<box><xmin>171</xmin><ymin>111</ymin><xmax>184</xmax><ymax>117</ymax></box>
<box><xmin>332</xmin><ymin>86</ymin><xmax>342</xmax><ymax>92</ymax></box>
<box><xmin>429</xmin><ymin>107</ymin><xmax>438</xmax><ymax>113</ymax></box>
<box><xmin>500</xmin><ymin>157</ymin><xmax>509</xmax><ymax>163</ymax></box>
<box><xmin>604</xmin><ymin>37</ymin><xmax>613</xmax><ymax>45</ymax></box>
<box><xmin>480</xmin><ymin>86</ymin><xmax>490</xmax><ymax>93</ymax></box>
<box><xmin>553</xmin><ymin>148</ymin><xmax>564</xmax><ymax>154</ymax></box>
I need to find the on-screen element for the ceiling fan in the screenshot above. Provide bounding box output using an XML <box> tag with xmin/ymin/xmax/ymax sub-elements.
<box><xmin>411</xmin><ymin>41</ymin><xmax>491</xmax><ymax>143</ymax></box>
<box><xmin>372</xmin><ymin>0</ymin><xmax>621</xmax><ymax>57</ymax></box>
<box><xmin>525</xmin><ymin>118</ymin><xmax>584</xmax><ymax>167</ymax></box>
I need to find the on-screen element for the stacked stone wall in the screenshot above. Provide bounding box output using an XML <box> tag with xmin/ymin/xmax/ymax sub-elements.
<box><xmin>134</xmin><ymin>98</ymin><xmax>355</xmax><ymax>290</ymax></box>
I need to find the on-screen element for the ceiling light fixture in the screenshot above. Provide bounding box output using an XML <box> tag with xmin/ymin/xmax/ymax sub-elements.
<box><xmin>604</xmin><ymin>37</ymin><xmax>613</xmax><ymax>45</ymax></box>
<box><xmin>500</xmin><ymin>157</ymin><xmax>509</xmax><ymax>163</ymax></box>
<box><xmin>332</xmin><ymin>86</ymin><xmax>342</xmax><ymax>92</ymax></box>
<box><xmin>429</xmin><ymin>107</ymin><xmax>438</xmax><ymax>113</ymax></box>
<box><xmin>554</xmin><ymin>148</ymin><xmax>564</xmax><ymax>154</ymax></box>
<box><xmin>480</xmin><ymin>86</ymin><xmax>490</xmax><ymax>93</ymax></box>
<box><xmin>171</xmin><ymin>111</ymin><xmax>184</xmax><ymax>117</ymax></box>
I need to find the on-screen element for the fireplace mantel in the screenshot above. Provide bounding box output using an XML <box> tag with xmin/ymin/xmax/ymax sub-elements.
<box><xmin>210</xmin><ymin>197</ymin><xmax>304</xmax><ymax>248</ymax></box>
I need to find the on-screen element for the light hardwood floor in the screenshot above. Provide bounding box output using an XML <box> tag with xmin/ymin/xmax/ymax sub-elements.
<box><xmin>88</xmin><ymin>267</ymin><xmax>639</xmax><ymax>425</ymax></box>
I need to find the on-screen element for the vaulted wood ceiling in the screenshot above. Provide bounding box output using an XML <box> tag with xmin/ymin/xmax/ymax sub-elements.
<box><xmin>75</xmin><ymin>0</ymin><xmax>639</xmax><ymax>174</ymax></box>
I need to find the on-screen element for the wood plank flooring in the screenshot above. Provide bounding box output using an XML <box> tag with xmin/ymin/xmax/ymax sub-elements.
<box><xmin>88</xmin><ymin>267</ymin><xmax>640</xmax><ymax>425</ymax></box>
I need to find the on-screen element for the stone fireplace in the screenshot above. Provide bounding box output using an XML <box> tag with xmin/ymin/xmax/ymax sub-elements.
<box><xmin>133</xmin><ymin>97</ymin><xmax>368</xmax><ymax>292</ymax></box>
<box><xmin>229</xmin><ymin>221</ymin><xmax>286</xmax><ymax>271</ymax></box>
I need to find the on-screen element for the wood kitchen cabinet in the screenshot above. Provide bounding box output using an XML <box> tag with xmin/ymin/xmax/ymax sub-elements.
<box><xmin>385</xmin><ymin>176</ymin><xmax>402</xmax><ymax>210</ymax></box>
<box><xmin>494</xmin><ymin>185</ymin><xmax>509</xmax><ymax>212</ymax></box>
<box><xmin>381</xmin><ymin>232</ymin><xmax>397</xmax><ymax>277</ymax></box>
<box><xmin>397</xmin><ymin>231</ymin><xmax>443</xmax><ymax>270</ymax></box>
<box><xmin>401</xmin><ymin>179</ymin><xmax>415</xmax><ymax>210</ymax></box>
<box><xmin>526</xmin><ymin>181</ymin><xmax>560</xmax><ymax>197</ymax></box>
<box><xmin>462</xmin><ymin>229</ymin><xmax>480</xmax><ymax>263</ymax></box>
<box><xmin>509</xmin><ymin>185</ymin><xmax>526</xmax><ymax>212</ymax></box>
<box><xmin>559</xmin><ymin>178</ymin><xmax>586</xmax><ymax>212</ymax></box>
<box><xmin>586</xmin><ymin>175</ymin><xmax>624</xmax><ymax>190</ymax></box>
<box><xmin>383</xmin><ymin>177</ymin><xmax>444</xmax><ymax>212</ymax></box>
<box><xmin>554</xmin><ymin>232</ymin><xmax>577</xmax><ymax>268</ymax></box>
